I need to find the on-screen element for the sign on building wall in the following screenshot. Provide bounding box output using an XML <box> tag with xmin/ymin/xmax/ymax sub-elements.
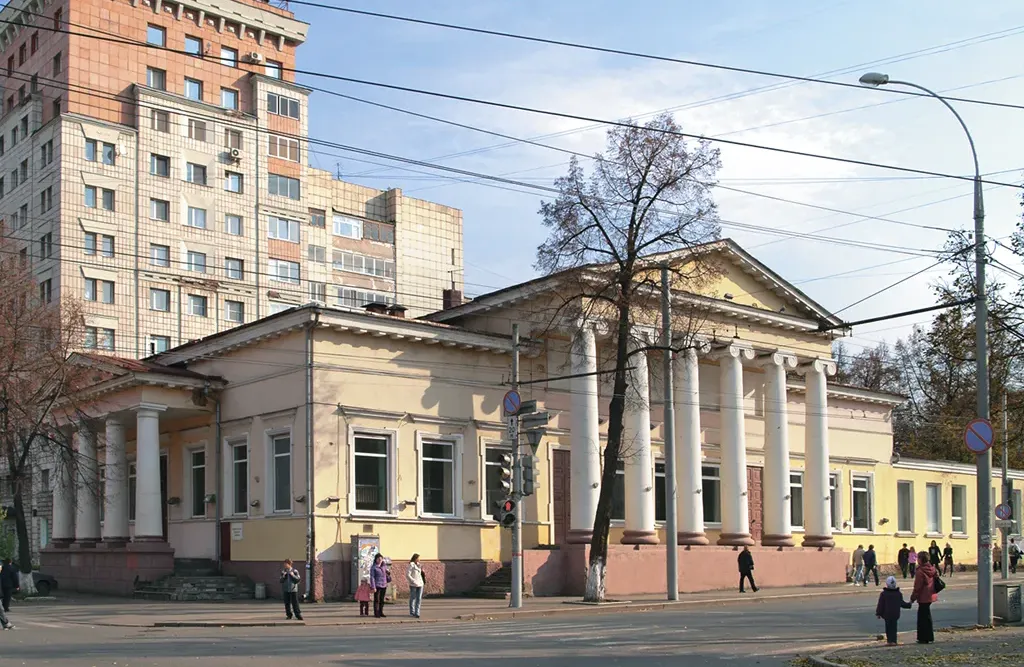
<box><xmin>231</xmin><ymin>523</ymin><xmax>243</xmax><ymax>541</ymax></box>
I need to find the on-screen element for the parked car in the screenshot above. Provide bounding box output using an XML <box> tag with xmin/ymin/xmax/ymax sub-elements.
<box><xmin>31</xmin><ymin>571</ymin><xmax>57</xmax><ymax>596</ymax></box>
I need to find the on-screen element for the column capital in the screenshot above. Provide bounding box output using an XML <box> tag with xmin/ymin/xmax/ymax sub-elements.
<box><xmin>798</xmin><ymin>358</ymin><xmax>837</xmax><ymax>377</ymax></box>
<box><xmin>105</xmin><ymin>416</ymin><xmax>125</xmax><ymax>426</ymax></box>
<box><xmin>711</xmin><ymin>342</ymin><xmax>755</xmax><ymax>362</ymax></box>
<box><xmin>757</xmin><ymin>350</ymin><xmax>798</xmax><ymax>369</ymax></box>
<box><xmin>133</xmin><ymin>403</ymin><xmax>168</xmax><ymax>416</ymax></box>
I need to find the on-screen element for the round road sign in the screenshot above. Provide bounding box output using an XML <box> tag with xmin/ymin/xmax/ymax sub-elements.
<box><xmin>502</xmin><ymin>390</ymin><xmax>522</xmax><ymax>416</ymax></box>
<box><xmin>963</xmin><ymin>418</ymin><xmax>994</xmax><ymax>454</ymax></box>
<box><xmin>995</xmin><ymin>503</ymin><xmax>1012</xmax><ymax>521</ymax></box>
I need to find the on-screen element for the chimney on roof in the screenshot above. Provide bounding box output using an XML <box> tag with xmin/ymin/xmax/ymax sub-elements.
<box><xmin>363</xmin><ymin>302</ymin><xmax>389</xmax><ymax>315</ymax></box>
<box><xmin>442</xmin><ymin>288</ymin><xmax>463</xmax><ymax>310</ymax></box>
<box><xmin>387</xmin><ymin>304</ymin><xmax>407</xmax><ymax>319</ymax></box>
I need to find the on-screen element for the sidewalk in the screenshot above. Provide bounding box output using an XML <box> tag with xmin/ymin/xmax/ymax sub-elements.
<box><xmin>818</xmin><ymin>625</ymin><xmax>1024</xmax><ymax>666</ymax></box>
<box><xmin>11</xmin><ymin>577</ymin><xmax>992</xmax><ymax>628</ymax></box>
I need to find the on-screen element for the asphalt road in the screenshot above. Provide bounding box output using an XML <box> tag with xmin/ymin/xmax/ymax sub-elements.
<box><xmin>0</xmin><ymin>587</ymin><xmax>981</xmax><ymax>666</ymax></box>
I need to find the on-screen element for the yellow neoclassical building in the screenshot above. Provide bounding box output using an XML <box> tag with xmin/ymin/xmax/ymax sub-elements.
<box><xmin>40</xmin><ymin>239</ymin><xmax>1023</xmax><ymax>598</ymax></box>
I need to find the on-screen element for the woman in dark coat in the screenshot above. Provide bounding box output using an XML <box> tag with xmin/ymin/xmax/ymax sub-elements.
<box><xmin>911</xmin><ymin>552</ymin><xmax>938</xmax><ymax>644</ymax></box>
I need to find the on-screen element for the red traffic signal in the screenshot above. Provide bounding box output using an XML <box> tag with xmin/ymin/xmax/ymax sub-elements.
<box><xmin>501</xmin><ymin>499</ymin><xmax>515</xmax><ymax>513</ymax></box>
<box><xmin>500</xmin><ymin>498</ymin><xmax>517</xmax><ymax>527</ymax></box>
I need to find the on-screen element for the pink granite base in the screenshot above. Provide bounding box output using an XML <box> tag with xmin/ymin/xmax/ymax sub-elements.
<box><xmin>40</xmin><ymin>541</ymin><xmax>175</xmax><ymax>596</ymax></box>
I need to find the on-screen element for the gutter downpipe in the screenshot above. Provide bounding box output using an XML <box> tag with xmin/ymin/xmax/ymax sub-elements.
<box><xmin>213</xmin><ymin>389</ymin><xmax>223</xmax><ymax>571</ymax></box>
<box><xmin>305</xmin><ymin>308</ymin><xmax>320</xmax><ymax>601</ymax></box>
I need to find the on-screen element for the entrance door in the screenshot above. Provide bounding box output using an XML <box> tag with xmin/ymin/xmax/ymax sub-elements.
<box><xmin>160</xmin><ymin>454</ymin><xmax>168</xmax><ymax>540</ymax></box>
<box><xmin>747</xmin><ymin>466</ymin><xmax>763</xmax><ymax>543</ymax></box>
<box><xmin>552</xmin><ymin>450</ymin><xmax>571</xmax><ymax>545</ymax></box>
<box><xmin>220</xmin><ymin>522</ymin><xmax>232</xmax><ymax>562</ymax></box>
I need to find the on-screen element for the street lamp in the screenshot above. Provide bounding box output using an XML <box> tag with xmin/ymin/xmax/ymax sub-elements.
<box><xmin>859</xmin><ymin>72</ymin><xmax>991</xmax><ymax>626</ymax></box>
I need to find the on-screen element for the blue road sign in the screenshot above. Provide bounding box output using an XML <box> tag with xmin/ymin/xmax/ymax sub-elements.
<box><xmin>996</xmin><ymin>503</ymin><xmax>1012</xmax><ymax>521</ymax></box>
<box><xmin>503</xmin><ymin>390</ymin><xmax>522</xmax><ymax>416</ymax></box>
<box><xmin>964</xmin><ymin>418</ymin><xmax>994</xmax><ymax>454</ymax></box>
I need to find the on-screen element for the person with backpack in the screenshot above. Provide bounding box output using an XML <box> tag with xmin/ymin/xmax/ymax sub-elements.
<box><xmin>862</xmin><ymin>545</ymin><xmax>880</xmax><ymax>586</ymax></box>
<box><xmin>911</xmin><ymin>551</ymin><xmax>941</xmax><ymax>644</ymax></box>
<box><xmin>1010</xmin><ymin>539</ymin><xmax>1021</xmax><ymax>574</ymax></box>
<box><xmin>876</xmin><ymin>576</ymin><xmax>912</xmax><ymax>645</ymax></box>
<box><xmin>897</xmin><ymin>544</ymin><xmax>911</xmax><ymax>579</ymax></box>
<box><xmin>737</xmin><ymin>546</ymin><xmax>758</xmax><ymax>593</ymax></box>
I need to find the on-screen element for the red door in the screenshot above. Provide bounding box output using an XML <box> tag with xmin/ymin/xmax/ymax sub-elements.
<box><xmin>553</xmin><ymin>450</ymin><xmax>571</xmax><ymax>545</ymax></box>
<box><xmin>747</xmin><ymin>466</ymin><xmax>763</xmax><ymax>543</ymax></box>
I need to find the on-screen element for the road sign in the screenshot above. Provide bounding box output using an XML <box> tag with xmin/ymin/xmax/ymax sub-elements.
<box><xmin>519</xmin><ymin>399</ymin><xmax>538</xmax><ymax>414</ymax></box>
<box><xmin>964</xmin><ymin>418</ymin><xmax>994</xmax><ymax>454</ymax></box>
<box><xmin>996</xmin><ymin>519</ymin><xmax>1016</xmax><ymax>530</ymax></box>
<box><xmin>502</xmin><ymin>390</ymin><xmax>522</xmax><ymax>416</ymax></box>
<box><xmin>506</xmin><ymin>415</ymin><xmax>519</xmax><ymax>442</ymax></box>
<box><xmin>996</xmin><ymin>503</ymin><xmax>1013</xmax><ymax>521</ymax></box>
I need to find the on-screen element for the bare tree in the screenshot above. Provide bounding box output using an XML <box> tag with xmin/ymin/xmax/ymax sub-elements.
<box><xmin>0</xmin><ymin>233</ymin><xmax>85</xmax><ymax>593</ymax></box>
<box><xmin>536</xmin><ymin>114</ymin><xmax>721</xmax><ymax>602</ymax></box>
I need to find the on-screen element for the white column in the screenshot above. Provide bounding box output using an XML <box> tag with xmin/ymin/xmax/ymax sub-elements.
<box><xmin>716</xmin><ymin>344</ymin><xmax>755</xmax><ymax>546</ymax></box>
<box><xmin>51</xmin><ymin>450</ymin><xmax>75</xmax><ymax>545</ymax></box>
<box><xmin>801</xmin><ymin>359</ymin><xmax>837</xmax><ymax>548</ymax></box>
<box><xmin>74</xmin><ymin>426</ymin><xmax>100</xmax><ymax>544</ymax></box>
<box><xmin>134</xmin><ymin>404</ymin><xmax>166</xmax><ymax>541</ymax></box>
<box><xmin>759</xmin><ymin>352</ymin><xmax>797</xmax><ymax>547</ymax></box>
<box><xmin>621</xmin><ymin>332</ymin><xmax>658</xmax><ymax>545</ymax></box>
<box><xmin>674</xmin><ymin>346</ymin><xmax>708</xmax><ymax>545</ymax></box>
<box><xmin>568</xmin><ymin>324</ymin><xmax>601</xmax><ymax>543</ymax></box>
<box><xmin>102</xmin><ymin>418</ymin><xmax>129</xmax><ymax>543</ymax></box>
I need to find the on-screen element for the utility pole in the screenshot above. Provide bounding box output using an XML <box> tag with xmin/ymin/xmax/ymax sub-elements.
<box><xmin>510</xmin><ymin>323</ymin><xmax>523</xmax><ymax>609</ymax></box>
<box><xmin>661</xmin><ymin>266</ymin><xmax>678</xmax><ymax>600</ymax></box>
<box><xmin>1002</xmin><ymin>391</ymin><xmax>1010</xmax><ymax>580</ymax></box>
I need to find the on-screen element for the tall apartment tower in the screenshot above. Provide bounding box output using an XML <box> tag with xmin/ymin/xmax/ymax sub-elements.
<box><xmin>0</xmin><ymin>0</ymin><xmax>464</xmax><ymax>358</ymax></box>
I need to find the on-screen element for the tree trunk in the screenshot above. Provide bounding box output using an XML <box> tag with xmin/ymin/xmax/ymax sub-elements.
<box><xmin>12</xmin><ymin>480</ymin><xmax>37</xmax><ymax>595</ymax></box>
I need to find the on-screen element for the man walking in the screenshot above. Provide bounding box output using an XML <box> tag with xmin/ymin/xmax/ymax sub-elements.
<box><xmin>1010</xmin><ymin>539</ymin><xmax>1021</xmax><ymax>574</ymax></box>
<box><xmin>738</xmin><ymin>546</ymin><xmax>758</xmax><ymax>593</ymax></box>
<box><xmin>279</xmin><ymin>559</ymin><xmax>303</xmax><ymax>621</ymax></box>
<box><xmin>897</xmin><ymin>544</ymin><xmax>911</xmax><ymax>579</ymax></box>
<box><xmin>863</xmin><ymin>545</ymin><xmax>880</xmax><ymax>586</ymax></box>
<box><xmin>0</xmin><ymin>558</ymin><xmax>19</xmax><ymax>613</ymax></box>
<box><xmin>851</xmin><ymin>545</ymin><xmax>865</xmax><ymax>585</ymax></box>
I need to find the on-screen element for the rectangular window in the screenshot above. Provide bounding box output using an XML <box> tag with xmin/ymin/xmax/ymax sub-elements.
<box><xmin>268</xmin><ymin>135</ymin><xmax>299</xmax><ymax>162</ymax></box>
<box><xmin>151</xmin><ymin>109</ymin><xmax>170</xmax><ymax>132</ymax></box>
<box><xmin>84</xmin><ymin>327</ymin><xmax>116</xmax><ymax>351</ymax></box>
<box><xmin>421</xmin><ymin>439</ymin><xmax>456</xmax><ymax>516</ymax></box>
<box><xmin>221</xmin><ymin>88</ymin><xmax>239</xmax><ymax>110</ymax></box>
<box><xmin>268</xmin><ymin>258</ymin><xmax>300</xmax><ymax>284</ymax></box>
<box><xmin>185</xmin><ymin>36</ymin><xmax>202</xmax><ymax>56</ymax></box>
<box><xmin>225</xmin><ymin>299</ymin><xmax>244</xmax><ymax>323</ymax></box>
<box><xmin>184</xmin><ymin>77</ymin><xmax>203</xmax><ymax>101</ymax></box>
<box><xmin>190</xmin><ymin>450</ymin><xmax>206</xmax><ymax>518</ymax></box>
<box><xmin>225</xmin><ymin>171</ymin><xmax>243</xmax><ymax>193</ymax></box>
<box><xmin>231</xmin><ymin>443</ymin><xmax>248</xmax><ymax>515</ymax></box>
<box><xmin>897</xmin><ymin>481</ymin><xmax>914</xmax><ymax>533</ymax></box>
<box><xmin>309</xmin><ymin>208</ymin><xmax>326</xmax><ymax>228</ymax></box>
<box><xmin>309</xmin><ymin>281</ymin><xmax>326</xmax><ymax>302</ymax></box>
<box><xmin>354</xmin><ymin>434</ymin><xmax>389</xmax><ymax>513</ymax></box>
<box><xmin>654</xmin><ymin>462</ymin><xmax>666</xmax><ymax>522</ymax></box>
<box><xmin>150</xmin><ymin>244</ymin><xmax>170</xmax><ymax>267</ymax></box>
<box><xmin>11</xmin><ymin>127</ymin><xmax>17</xmax><ymax>147</ymax></box>
<box><xmin>146</xmin><ymin>67</ymin><xmax>166</xmax><ymax>91</ymax></box>
<box><xmin>18</xmin><ymin>43</ymin><xmax>26</xmax><ymax>66</ymax></box>
<box><xmin>925</xmin><ymin>483</ymin><xmax>941</xmax><ymax>534</ymax></box>
<box><xmin>703</xmin><ymin>465</ymin><xmax>721</xmax><ymax>524</ymax></box>
<box><xmin>1014</xmin><ymin>489</ymin><xmax>1023</xmax><ymax>537</ymax></box>
<box><xmin>307</xmin><ymin>245</ymin><xmax>326</xmax><ymax>263</ymax></box>
<box><xmin>186</xmin><ymin>162</ymin><xmax>207</xmax><ymax>185</ymax></box>
<box><xmin>150</xmin><ymin>288</ymin><xmax>170</xmax><ymax>312</ymax></box>
<box><xmin>188</xmin><ymin>119</ymin><xmax>207</xmax><ymax>142</ymax></box>
<box><xmin>790</xmin><ymin>472</ymin><xmax>804</xmax><ymax>528</ymax></box>
<box><xmin>333</xmin><ymin>251</ymin><xmax>396</xmax><ymax>279</ymax></box>
<box><xmin>20</xmin><ymin>116</ymin><xmax>28</xmax><ymax>139</ymax></box>
<box><xmin>363</xmin><ymin>221</ymin><xmax>395</xmax><ymax>244</ymax></box>
<box><xmin>39</xmin><ymin>279</ymin><xmax>52</xmax><ymax>303</ymax></box>
<box><xmin>102</xmin><ymin>188</ymin><xmax>115</xmax><ymax>210</ymax></box>
<box><xmin>53</xmin><ymin>96</ymin><xmax>61</xmax><ymax>117</ymax></box>
<box><xmin>128</xmin><ymin>463</ymin><xmax>136</xmax><ymax>520</ymax></box>
<box><xmin>610</xmin><ymin>460</ymin><xmax>625</xmax><ymax>521</ymax></box>
<box><xmin>268</xmin><ymin>173</ymin><xmax>300</xmax><ymax>200</ymax></box>
<box><xmin>332</xmin><ymin>214</ymin><xmax>362</xmax><ymax>239</ymax></box>
<box><xmin>224</xmin><ymin>257</ymin><xmax>244</xmax><ymax>280</ymax></box>
<box><xmin>39</xmin><ymin>186</ymin><xmax>53</xmax><ymax>213</ymax></box>
<box><xmin>149</xmin><ymin>335</ymin><xmax>171</xmax><ymax>354</ymax></box>
<box><xmin>225</xmin><ymin>214</ymin><xmax>242</xmax><ymax>236</ymax></box>
<box><xmin>335</xmin><ymin>287</ymin><xmax>394</xmax><ymax>309</ymax></box>
<box><xmin>267</xmin><ymin>215</ymin><xmax>300</xmax><ymax>242</ymax></box>
<box><xmin>146</xmin><ymin>24</ymin><xmax>166</xmax><ymax>47</ymax></box>
<box><xmin>224</xmin><ymin>129</ymin><xmax>242</xmax><ymax>150</ymax></box>
<box><xmin>187</xmin><ymin>206</ymin><xmax>207</xmax><ymax>229</ymax></box>
<box><xmin>84</xmin><ymin>185</ymin><xmax>97</xmax><ymax>208</ymax></box>
<box><xmin>150</xmin><ymin>154</ymin><xmax>170</xmax><ymax>177</ymax></box>
<box><xmin>271</xmin><ymin>434</ymin><xmax>291</xmax><ymax>513</ymax></box>
<box><xmin>484</xmin><ymin>446</ymin><xmax>513</xmax><ymax>514</ymax></box>
<box><xmin>220</xmin><ymin>47</ymin><xmax>238</xmax><ymax>68</ymax></box>
<box><xmin>30</xmin><ymin>32</ymin><xmax>38</xmax><ymax>55</ymax></box>
<box><xmin>186</xmin><ymin>251</ymin><xmax>207</xmax><ymax>274</ymax></box>
<box><xmin>84</xmin><ymin>232</ymin><xmax>97</xmax><ymax>255</ymax></box>
<box><xmin>852</xmin><ymin>475</ymin><xmax>872</xmax><ymax>531</ymax></box>
<box><xmin>150</xmin><ymin>198</ymin><xmax>170</xmax><ymax>221</ymax></box>
<box><xmin>52</xmin><ymin>52</ymin><xmax>62</xmax><ymax>76</ymax></box>
<box><xmin>268</xmin><ymin>302</ymin><xmax>291</xmax><ymax>315</ymax></box>
<box><xmin>36</xmin><ymin>233</ymin><xmax>51</xmax><ymax>259</ymax></box>
<box><xmin>951</xmin><ymin>485</ymin><xmax>966</xmax><ymax>534</ymax></box>
<box><xmin>6</xmin><ymin>55</ymin><xmax>11</xmax><ymax>75</ymax></box>
<box><xmin>266</xmin><ymin>60</ymin><xmax>282</xmax><ymax>79</ymax></box>
<box><xmin>267</xmin><ymin>92</ymin><xmax>300</xmax><ymax>119</ymax></box>
<box><xmin>100</xmin><ymin>234</ymin><xmax>114</xmax><ymax>258</ymax></box>
<box><xmin>188</xmin><ymin>294</ymin><xmax>208</xmax><ymax>317</ymax></box>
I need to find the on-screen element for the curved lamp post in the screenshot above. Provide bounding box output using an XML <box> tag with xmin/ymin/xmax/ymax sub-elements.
<box><xmin>859</xmin><ymin>71</ymin><xmax>991</xmax><ymax>626</ymax></box>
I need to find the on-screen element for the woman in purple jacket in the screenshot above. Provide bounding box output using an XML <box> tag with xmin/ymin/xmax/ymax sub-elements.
<box><xmin>370</xmin><ymin>554</ymin><xmax>389</xmax><ymax>618</ymax></box>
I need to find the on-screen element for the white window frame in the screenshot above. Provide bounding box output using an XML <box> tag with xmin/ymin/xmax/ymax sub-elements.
<box><xmin>150</xmin><ymin>288</ymin><xmax>170</xmax><ymax>312</ymax></box>
<box><xmin>148</xmin><ymin>335</ymin><xmax>170</xmax><ymax>355</ymax></box>
<box><xmin>224</xmin><ymin>438</ymin><xmax>249</xmax><ymax>517</ymax></box>
<box><xmin>185</xmin><ymin>445</ymin><xmax>207</xmax><ymax>519</ymax></box>
<box><xmin>186</xmin><ymin>250</ymin><xmax>207</xmax><ymax>274</ymax></box>
<box><xmin>851</xmin><ymin>472</ymin><xmax>874</xmax><ymax>533</ymax></box>
<box><xmin>896</xmin><ymin>480</ymin><xmax>915</xmax><ymax>535</ymax></box>
<box><xmin>348</xmin><ymin>426</ymin><xmax>398</xmax><ymax>517</ymax></box>
<box><xmin>225</xmin><ymin>299</ymin><xmax>245</xmax><ymax>323</ymax></box>
<box><xmin>789</xmin><ymin>470</ymin><xmax>804</xmax><ymax>531</ymax></box>
<box><xmin>332</xmin><ymin>214</ymin><xmax>362</xmax><ymax>239</ymax></box>
<box><xmin>951</xmin><ymin>484</ymin><xmax>967</xmax><ymax>535</ymax></box>
<box><xmin>265</xmin><ymin>430</ymin><xmax>293</xmax><ymax>515</ymax></box>
<box><xmin>225</xmin><ymin>214</ymin><xmax>243</xmax><ymax>236</ymax></box>
<box><xmin>416</xmin><ymin>432</ymin><xmax>463</xmax><ymax>519</ymax></box>
<box><xmin>702</xmin><ymin>462</ymin><xmax>722</xmax><ymax>526</ymax></box>
<box><xmin>267</xmin><ymin>215</ymin><xmax>300</xmax><ymax>243</ymax></box>
<box><xmin>925</xmin><ymin>482</ymin><xmax>943</xmax><ymax>536</ymax></box>
<box><xmin>187</xmin><ymin>294</ymin><xmax>208</xmax><ymax>317</ymax></box>
<box><xmin>268</xmin><ymin>258</ymin><xmax>300</xmax><ymax>284</ymax></box>
<box><xmin>187</xmin><ymin>206</ymin><xmax>207</xmax><ymax>229</ymax></box>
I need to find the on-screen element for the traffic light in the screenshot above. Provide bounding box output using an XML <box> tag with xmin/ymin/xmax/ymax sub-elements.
<box><xmin>521</xmin><ymin>456</ymin><xmax>536</xmax><ymax>497</ymax></box>
<box><xmin>499</xmin><ymin>452</ymin><xmax>514</xmax><ymax>495</ymax></box>
<box><xmin>499</xmin><ymin>498</ymin><xmax>517</xmax><ymax>528</ymax></box>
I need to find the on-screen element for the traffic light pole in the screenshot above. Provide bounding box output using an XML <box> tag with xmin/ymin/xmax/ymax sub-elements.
<box><xmin>661</xmin><ymin>266</ymin><xmax>679</xmax><ymax>601</ymax></box>
<box><xmin>510</xmin><ymin>323</ymin><xmax>523</xmax><ymax>609</ymax></box>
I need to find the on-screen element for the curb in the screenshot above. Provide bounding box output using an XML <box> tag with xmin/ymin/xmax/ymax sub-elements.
<box><xmin>809</xmin><ymin>655</ymin><xmax>847</xmax><ymax>667</ymax></box>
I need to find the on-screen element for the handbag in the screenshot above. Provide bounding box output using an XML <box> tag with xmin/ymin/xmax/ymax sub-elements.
<box><xmin>933</xmin><ymin>575</ymin><xmax>946</xmax><ymax>594</ymax></box>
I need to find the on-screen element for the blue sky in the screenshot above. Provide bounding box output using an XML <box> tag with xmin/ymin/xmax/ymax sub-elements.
<box><xmin>293</xmin><ymin>0</ymin><xmax>1024</xmax><ymax>353</ymax></box>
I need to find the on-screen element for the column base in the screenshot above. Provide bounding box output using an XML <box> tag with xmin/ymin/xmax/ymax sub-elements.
<box><xmin>801</xmin><ymin>535</ymin><xmax>835</xmax><ymax>549</ymax></box>
<box><xmin>49</xmin><ymin>538</ymin><xmax>73</xmax><ymax>549</ymax></box>
<box><xmin>620</xmin><ymin>530</ymin><xmax>660</xmax><ymax>545</ymax></box>
<box><xmin>717</xmin><ymin>532</ymin><xmax>755</xmax><ymax>547</ymax></box>
<box><xmin>102</xmin><ymin>537</ymin><xmax>130</xmax><ymax>548</ymax></box>
<box><xmin>677</xmin><ymin>532</ymin><xmax>709</xmax><ymax>546</ymax></box>
<box><xmin>74</xmin><ymin>538</ymin><xmax>100</xmax><ymax>548</ymax></box>
<box><xmin>566</xmin><ymin>529</ymin><xmax>593</xmax><ymax>544</ymax></box>
<box><xmin>132</xmin><ymin>535</ymin><xmax>167</xmax><ymax>543</ymax></box>
<box><xmin>762</xmin><ymin>533</ymin><xmax>796</xmax><ymax>547</ymax></box>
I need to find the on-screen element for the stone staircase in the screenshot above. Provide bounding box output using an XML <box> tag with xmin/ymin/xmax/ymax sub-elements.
<box><xmin>132</xmin><ymin>559</ymin><xmax>256</xmax><ymax>601</ymax></box>
<box><xmin>465</xmin><ymin>566</ymin><xmax>525</xmax><ymax>600</ymax></box>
